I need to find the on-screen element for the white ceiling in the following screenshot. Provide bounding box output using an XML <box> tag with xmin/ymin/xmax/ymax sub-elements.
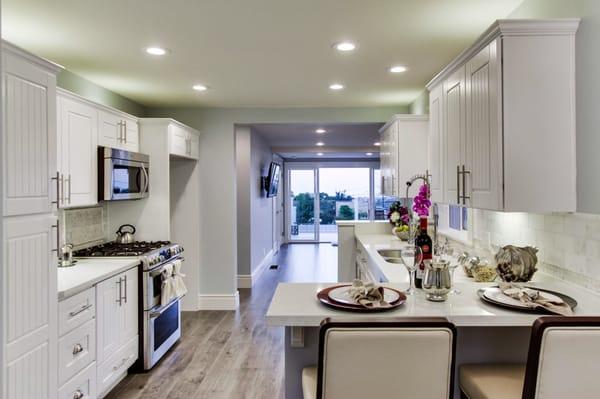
<box><xmin>252</xmin><ymin>123</ymin><xmax>383</xmax><ymax>159</ymax></box>
<box><xmin>2</xmin><ymin>0</ymin><xmax>524</xmax><ymax>108</ymax></box>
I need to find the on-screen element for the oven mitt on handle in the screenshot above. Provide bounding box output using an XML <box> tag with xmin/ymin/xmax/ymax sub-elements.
<box><xmin>160</xmin><ymin>263</ymin><xmax>175</xmax><ymax>306</ymax></box>
<box><xmin>172</xmin><ymin>259</ymin><xmax>187</xmax><ymax>297</ymax></box>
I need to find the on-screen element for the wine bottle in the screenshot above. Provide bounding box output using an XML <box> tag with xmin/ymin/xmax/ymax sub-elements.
<box><xmin>414</xmin><ymin>217</ymin><xmax>432</xmax><ymax>289</ymax></box>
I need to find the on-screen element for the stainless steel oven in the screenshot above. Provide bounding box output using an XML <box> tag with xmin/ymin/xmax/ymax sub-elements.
<box><xmin>142</xmin><ymin>256</ymin><xmax>185</xmax><ymax>369</ymax></box>
<box><xmin>98</xmin><ymin>146</ymin><xmax>149</xmax><ymax>201</ymax></box>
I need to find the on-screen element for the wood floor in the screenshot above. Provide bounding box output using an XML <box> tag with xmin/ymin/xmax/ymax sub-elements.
<box><xmin>106</xmin><ymin>243</ymin><xmax>337</xmax><ymax>399</ymax></box>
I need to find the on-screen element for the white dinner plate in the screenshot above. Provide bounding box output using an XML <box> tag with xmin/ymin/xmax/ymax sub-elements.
<box><xmin>482</xmin><ymin>287</ymin><xmax>564</xmax><ymax>308</ymax></box>
<box><xmin>328</xmin><ymin>285</ymin><xmax>401</xmax><ymax>305</ymax></box>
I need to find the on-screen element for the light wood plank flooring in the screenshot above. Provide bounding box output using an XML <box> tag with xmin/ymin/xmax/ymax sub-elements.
<box><xmin>106</xmin><ymin>243</ymin><xmax>336</xmax><ymax>399</ymax></box>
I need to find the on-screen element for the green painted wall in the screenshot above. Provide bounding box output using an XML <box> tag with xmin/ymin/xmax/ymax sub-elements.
<box><xmin>509</xmin><ymin>0</ymin><xmax>600</xmax><ymax>214</ymax></box>
<box><xmin>57</xmin><ymin>70</ymin><xmax>146</xmax><ymax>116</ymax></box>
<box><xmin>408</xmin><ymin>90</ymin><xmax>429</xmax><ymax>115</ymax></box>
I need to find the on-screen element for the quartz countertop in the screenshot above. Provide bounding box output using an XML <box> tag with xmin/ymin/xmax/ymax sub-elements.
<box><xmin>57</xmin><ymin>257</ymin><xmax>140</xmax><ymax>300</ymax></box>
<box><xmin>266</xmin><ymin>233</ymin><xmax>600</xmax><ymax>327</ymax></box>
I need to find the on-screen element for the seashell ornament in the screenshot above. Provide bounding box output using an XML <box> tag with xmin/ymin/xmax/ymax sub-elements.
<box><xmin>495</xmin><ymin>245</ymin><xmax>538</xmax><ymax>282</ymax></box>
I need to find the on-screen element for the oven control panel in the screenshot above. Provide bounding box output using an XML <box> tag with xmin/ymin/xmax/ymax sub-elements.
<box><xmin>143</xmin><ymin>244</ymin><xmax>184</xmax><ymax>269</ymax></box>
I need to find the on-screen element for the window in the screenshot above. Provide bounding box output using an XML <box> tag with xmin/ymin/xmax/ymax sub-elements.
<box><xmin>373</xmin><ymin>169</ymin><xmax>400</xmax><ymax>220</ymax></box>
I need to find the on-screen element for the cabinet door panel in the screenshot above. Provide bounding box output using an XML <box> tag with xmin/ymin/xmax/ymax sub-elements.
<box><xmin>95</xmin><ymin>275</ymin><xmax>121</xmax><ymax>364</ymax></box>
<box><xmin>3</xmin><ymin>54</ymin><xmax>57</xmax><ymax>216</ymax></box>
<box><xmin>428</xmin><ymin>85</ymin><xmax>444</xmax><ymax>202</ymax></box>
<box><xmin>123</xmin><ymin>117</ymin><xmax>139</xmax><ymax>152</ymax></box>
<box><xmin>119</xmin><ymin>268</ymin><xmax>139</xmax><ymax>344</ymax></box>
<box><xmin>98</xmin><ymin>110</ymin><xmax>122</xmax><ymax>149</ymax></box>
<box><xmin>466</xmin><ymin>40</ymin><xmax>503</xmax><ymax>210</ymax></box>
<box><xmin>169</xmin><ymin>125</ymin><xmax>188</xmax><ymax>157</ymax></box>
<box><xmin>59</xmin><ymin>96</ymin><xmax>98</xmax><ymax>207</ymax></box>
<box><xmin>443</xmin><ymin>67</ymin><xmax>466</xmax><ymax>205</ymax></box>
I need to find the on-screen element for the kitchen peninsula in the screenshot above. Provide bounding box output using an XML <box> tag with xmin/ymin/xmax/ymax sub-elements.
<box><xmin>266</xmin><ymin>222</ymin><xmax>600</xmax><ymax>399</ymax></box>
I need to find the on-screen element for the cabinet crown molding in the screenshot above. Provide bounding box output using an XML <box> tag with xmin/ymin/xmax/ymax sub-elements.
<box><xmin>378</xmin><ymin>114</ymin><xmax>429</xmax><ymax>133</ymax></box>
<box><xmin>138</xmin><ymin>117</ymin><xmax>200</xmax><ymax>135</ymax></box>
<box><xmin>426</xmin><ymin>18</ymin><xmax>580</xmax><ymax>90</ymax></box>
<box><xmin>2</xmin><ymin>40</ymin><xmax>64</xmax><ymax>74</ymax></box>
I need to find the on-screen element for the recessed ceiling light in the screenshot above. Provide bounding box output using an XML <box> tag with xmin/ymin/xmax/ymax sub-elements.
<box><xmin>315</xmin><ymin>128</ymin><xmax>326</xmax><ymax>134</ymax></box>
<box><xmin>192</xmin><ymin>84</ymin><xmax>208</xmax><ymax>92</ymax></box>
<box><xmin>333</xmin><ymin>41</ymin><xmax>356</xmax><ymax>52</ymax></box>
<box><xmin>316</xmin><ymin>142</ymin><xmax>325</xmax><ymax>146</ymax></box>
<box><xmin>366</xmin><ymin>152</ymin><xmax>373</xmax><ymax>156</ymax></box>
<box><xmin>317</xmin><ymin>152</ymin><xmax>324</xmax><ymax>156</ymax></box>
<box><xmin>373</xmin><ymin>142</ymin><xmax>381</xmax><ymax>146</ymax></box>
<box><xmin>389</xmin><ymin>65</ymin><xmax>408</xmax><ymax>73</ymax></box>
<box><xmin>146</xmin><ymin>46</ymin><xmax>168</xmax><ymax>56</ymax></box>
<box><xmin>329</xmin><ymin>83</ymin><xmax>344</xmax><ymax>91</ymax></box>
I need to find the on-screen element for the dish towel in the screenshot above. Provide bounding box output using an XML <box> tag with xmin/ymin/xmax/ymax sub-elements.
<box><xmin>160</xmin><ymin>263</ymin><xmax>175</xmax><ymax>307</ymax></box>
<box><xmin>499</xmin><ymin>282</ymin><xmax>573</xmax><ymax>316</ymax></box>
<box><xmin>171</xmin><ymin>259</ymin><xmax>187</xmax><ymax>297</ymax></box>
<box><xmin>346</xmin><ymin>280</ymin><xmax>391</xmax><ymax>308</ymax></box>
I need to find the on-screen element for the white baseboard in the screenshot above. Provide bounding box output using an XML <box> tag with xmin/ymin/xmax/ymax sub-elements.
<box><xmin>197</xmin><ymin>291</ymin><xmax>240</xmax><ymax>310</ymax></box>
<box><xmin>237</xmin><ymin>248</ymin><xmax>274</xmax><ymax>288</ymax></box>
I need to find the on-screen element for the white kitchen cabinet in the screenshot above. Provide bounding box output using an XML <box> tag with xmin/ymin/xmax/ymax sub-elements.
<box><xmin>379</xmin><ymin>115</ymin><xmax>429</xmax><ymax>198</ymax></box>
<box><xmin>95</xmin><ymin>266</ymin><xmax>138</xmax><ymax>396</ymax></box>
<box><xmin>57</xmin><ymin>90</ymin><xmax>98</xmax><ymax>208</ymax></box>
<box><xmin>2</xmin><ymin>41</ymin><xmax>61</xmax><ymax>399</ymax></box>
<box><xmin>428</xmin><ymin>85</ymin><xmax>444</xmax><ymax>203</ymax></box>
<box><xmin>427</xmin><ymin>19</ymin><xmax>579</xmax><ymax>212</ymax></box>
<box><xmin>98</xmin><ymin>109</ymin><xmax>139</xmax><ymax>152</ymax></box>
<box><xmin>169</xmin><ymin>122</ymin><xmax>200</xmax><ymax>159</ymax></box>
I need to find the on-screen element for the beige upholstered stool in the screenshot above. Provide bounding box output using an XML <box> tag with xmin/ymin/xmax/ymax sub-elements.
<box><xmin>302</xmin><ymin>317</ymin><xmax>457</xmax><ymax>399</ymax></box>
<box><xmin>460</xmin><ymin>316</ymin><xmax>600</xmax><ymax>399</ymax></box>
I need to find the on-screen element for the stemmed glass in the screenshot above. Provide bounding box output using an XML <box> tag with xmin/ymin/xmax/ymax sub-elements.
<box><xmin>442</xmin><ymin>245</ymin><xmax>461</xmax><ymax>295</ymax></box>
<box><xmin>400</xmin><ymin>247</ymin><xmax>422</xmax><ymax>295</ymax></box>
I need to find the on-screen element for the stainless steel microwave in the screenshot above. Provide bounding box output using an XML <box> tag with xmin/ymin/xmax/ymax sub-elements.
<box><xmin>98</xmin><ymin>146</ymin><xmax>149</xmax><ymax>201</ymax></box>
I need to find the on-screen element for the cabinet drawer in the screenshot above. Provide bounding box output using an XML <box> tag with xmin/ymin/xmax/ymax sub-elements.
<box><xmin>60</xmin><ymin>287</ymin><xmax>95</xmax><ymax>336</ymax></box>
<box><xmin>59</xmin><ymin>318</ymin><xmax>96</xmax><ymax>385</ymax></box>
<box><xmin>97</xmin><ymin>335</ymin><xmax>138</xmax><ymax>396</ymax></box>
<box><xmin>58</xmin><ymin>361</ymin><xmax>96</xmax><ymax>399</ymax></box>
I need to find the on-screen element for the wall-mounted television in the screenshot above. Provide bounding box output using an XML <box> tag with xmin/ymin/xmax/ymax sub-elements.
<box><xmin>265</xmin><ymin>162</ymin><xmax>281</xmax><ymax>198</ymax></box>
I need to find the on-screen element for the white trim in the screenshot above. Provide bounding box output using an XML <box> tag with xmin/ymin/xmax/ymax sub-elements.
<box><xmin>426</xmin><ymin>19</ymin><xmax>580</xmax><ymax>90</ymax></box>
<box><xmin>379</xmin><ymin>114</ymin><xmax>429</xmax><ymax>133</ymax></box>
<box><xmin>138</xmin><ymin>117</ymin><xmax>200</xmax><ymax>134</ymax></box>
<box><xmin>237</xmin><ymin>248</ymin><xmax>274</xmax><ymax>288</ymax></box>
<box><xmin>2</xmin><ymin>40</ymin><xmax>64</xmax><ymax>73</ymax></box>
<box><xmin>57</xmin><ymin>87</ymin><xmax>139</xmax><ymax>121</ymax></box>
<box><xmin>197</xmin><ymin>291</ymin><xmax>240</xmax><ymax>310</ymax></box>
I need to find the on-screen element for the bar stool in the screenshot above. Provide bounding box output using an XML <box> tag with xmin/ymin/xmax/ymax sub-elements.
<box><xmin>460</xmin><ymin>316</ymin><xmax>600</xmax><ymax>399</ymax></box>
<box><xmin>302</xmin><ymin>317</ymin><xmax>457</xmax><ymax>399</ymax></box>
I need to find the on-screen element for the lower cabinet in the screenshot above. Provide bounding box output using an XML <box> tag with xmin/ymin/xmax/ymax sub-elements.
<box><xmin>57</xmin><ymin>266</ymin><xmax>139</xmax><ymax>398</ymax></box>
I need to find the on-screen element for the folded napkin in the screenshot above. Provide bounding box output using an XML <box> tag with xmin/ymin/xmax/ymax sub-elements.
<box><xmin>499</xmin><ymin>283</ymin><xmax>573</xmax><ymax>316</ymax></box>
<box><xmin>160</xmin><ymin>263</ymin><xmax>175</xmax><ymax>307</ymax></box>
<box><xmin>171</xmin><ymin>259</ymin><xmax>187</xmax><ymax>297</ymax></box>
<box><xmin>346</xmin><ymin>280</ymin><xmax>391</xmax><ymax>308</ymax></box>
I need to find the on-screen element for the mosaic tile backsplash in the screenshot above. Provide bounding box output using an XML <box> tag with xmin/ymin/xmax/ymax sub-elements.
<box><xmin>60</xmin><ymin>205</ymin><xmax>108</xmax><ymax>250</ymax></box>
<box><xmin>442</xmin><ymin>210</ymin><xmax>600</xmax><ymax>293</ymax></box>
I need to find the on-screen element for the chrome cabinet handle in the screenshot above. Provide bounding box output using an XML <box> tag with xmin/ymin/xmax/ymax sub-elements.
<box><xmin>122</xmin><ymin>275</ymin><xmax>127</xmax><ymax>304</ymax></box>
<box><xmin>72</xmin><ymin>343</ymin><xmax>84</xmax><ymax>356</ymax></box>
<box><xmin>52</xmin><ymin>171</ymin><xmax>61</xmax><ymax>208</ymax></box>
<box><xmin>69</xmin><ymin>303</ymin><xmax>92</xmax><ymax>317</ymax></box>
<box><xmin>124</xmin><ymin>120</ymin><xmax>127</xmax><ymax>143</ymax></box>
<box><xmin>60</xmin><ymin>173</ymin><xmax>65</xmax><ymax>205</ymax></box>
<box><xmin>52</xmin><ymin>221</ymin><xmax>60</xmax><ymax>253</ymax></box>
<box><xmin>116</xmin><ymin>277</ymin><xmax>123</xmax><ymax>306</ymax></box>
<box><xmin>461</xmin><ymin>164</ymin><xmax>471</xmax><ymax>205</ymax></box>
<box><xmin>72</xmin><ymin>390</ymin><xmax>84</xmax><ymax>399</ymax></box>
<box><xmin>113</xmin><ymin>357</ymin><xmax>128</xmax><ymax>371</ymax></box>
<box><xmin>456</xmin><ymin>165</ymin><xmax>460</xmax><ymax>204</ymax></box>
<box><xmin>66</xmin><ymin>174</ymin><xmax>72</xmax><ymax>204</ymax></box>
<box><xmin>117</xmin><ymin>121</ymin><xmax>123</xmax><ymax>142</ymax></box>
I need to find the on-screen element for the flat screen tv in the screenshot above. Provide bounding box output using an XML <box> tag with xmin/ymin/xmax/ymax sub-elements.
<box><xmin>265</xmin><ymin>162</ymin><xmax>281</xmax><ymax>198</ymax></box>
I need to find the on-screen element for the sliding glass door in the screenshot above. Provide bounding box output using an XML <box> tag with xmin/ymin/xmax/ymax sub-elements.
<box><xmin>285</xmin><ymin>162</ymin><xmax>379</xmax><ymax>243</ymax></box>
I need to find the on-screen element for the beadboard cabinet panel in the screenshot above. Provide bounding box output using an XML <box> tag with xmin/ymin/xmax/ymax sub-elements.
<box><xmin>428</xmin><ymin>85</ymin><xmax>443</xmax><ymax>203</ymax></box>
<box><xmin>3</xmin><ymin>52</ymin><xmax>57</xmax><ymax>216</ymax></box>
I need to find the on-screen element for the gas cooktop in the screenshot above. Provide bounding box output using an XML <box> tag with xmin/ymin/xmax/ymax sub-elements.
<box><xmin>74</xmin><ymin>241</ymin><xmax>172</xmax><ymax>257</ymax></box>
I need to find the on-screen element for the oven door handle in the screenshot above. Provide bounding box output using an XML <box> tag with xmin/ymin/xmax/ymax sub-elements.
<box><xmin>149</xmin><ymin>295</ymin><xmax>185</xmax><ymax>319</ymax></box>
<box><xmin>147</xmin><ymin>258</ymin><xmax>184</xmax><ymax>278</ymax></box>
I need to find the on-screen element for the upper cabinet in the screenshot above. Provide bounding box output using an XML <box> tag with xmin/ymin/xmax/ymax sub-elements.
<box><xmin>169</xmin><ymin>123</ymin><xmax>199</xmax><ymax>160</ymax></box>
<box><xmin>98</xmin><ymin>110</ymin><xmax>139</xmax><ymax>152</ymax></box>
<box><xmin>379</xmin><ymin>115</ymin><xmax>429</xmax><ymax>198</ymax></box>
<box><xmin>57</xmin><ymin>90</ymin><xmax>98</xmax><ymax>208</ymax></box>
<box><xmin>427</xmin><ymin>19</ymin><xmax>579</xmax><ymax>213</ymax></box>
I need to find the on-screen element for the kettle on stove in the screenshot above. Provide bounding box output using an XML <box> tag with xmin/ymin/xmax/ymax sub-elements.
<box><xmin>115</xmin><ymin>224</ymin><xmax>136</xmax><ymax>244</ymax></box>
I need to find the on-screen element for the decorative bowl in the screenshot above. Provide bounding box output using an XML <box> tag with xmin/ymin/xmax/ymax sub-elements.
<box><xmin>392</xmin><ymin>226</ymin><xmax>410</xmax><ymax>241</ymax></box>
<box><xmin>472</xmin><ymin>266</ymin><xmax>498</xmax><ymax>282</ymax></box>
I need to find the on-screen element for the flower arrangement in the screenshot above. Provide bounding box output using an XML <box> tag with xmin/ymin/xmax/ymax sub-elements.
<box><xmin>412</xmin><ymin>183</ymin><xmax>431</xmax><ymax>217</ymax></box>
<box><xmin>387</xmin><ymin>201</ymin><xmax>409</xmax><ymax>227</ymax></box>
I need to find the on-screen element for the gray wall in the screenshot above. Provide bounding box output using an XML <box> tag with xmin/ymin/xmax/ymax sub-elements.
<box><xmin>144</xmin><ymin>106</ymin><xmax>406</xmax><ymax>298</ymax></box>
<box><xmin>235</xmin><ymin>126</ymin><xmax>252</xmax><ymax>276</ymax></box>
<box><xmin>57</xmin><ymin>69</ymin><xmax>146</xmax><ymax>116</ymax></box>
<box><xmin>509</xmin><ymin>0</ymin><xmax>598</xmax><ymax>214</ymax></box>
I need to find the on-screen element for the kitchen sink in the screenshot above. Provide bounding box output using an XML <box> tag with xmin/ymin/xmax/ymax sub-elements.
<box><xmin>377</xmin><ymin>249</ymin><xmax>403</xmax><ymax>259</ymax></box>
<box><xmin>381</xmin><ymin>257</ymin><xmax>403</xmax><ymax>264</ymax></box>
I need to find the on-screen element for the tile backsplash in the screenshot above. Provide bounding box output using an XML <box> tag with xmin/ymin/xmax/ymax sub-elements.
<box><xmin>444</xmin><ymin>209</ymin><xmax>600</xmax><ymax>293</ymax></box>
<box><xmin>60</xmin><ymin>205</ymin><xmax>108</xmax><ymax>249</ymax></box>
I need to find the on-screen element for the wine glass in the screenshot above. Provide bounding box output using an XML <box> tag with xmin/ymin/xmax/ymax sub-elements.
<box><xmin>400</xmin><ymin>247</ymin><xmax>422</xmax><ymax>295</ymax></box>
<box><xmin>443</xmin><ymin>245</ymin><xmax>461</xmax><ymax>295</ymax></box>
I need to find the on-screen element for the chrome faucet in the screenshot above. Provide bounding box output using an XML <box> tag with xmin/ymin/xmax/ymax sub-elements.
<box><xmin>432</xmin><ymin>203</ymin><xmax>439</xmax><ymax>254</ymax></box>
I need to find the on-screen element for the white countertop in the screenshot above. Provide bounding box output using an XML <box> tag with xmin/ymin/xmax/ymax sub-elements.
<box><xmin>57</xmin><ymin>258</ymin><xmax>140</xmax><ymax>300</ymax></box>
<box><xmin>266</xmin><ymin>233</ymin><xmax>600</xmax><ymax>327</ymax></box>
